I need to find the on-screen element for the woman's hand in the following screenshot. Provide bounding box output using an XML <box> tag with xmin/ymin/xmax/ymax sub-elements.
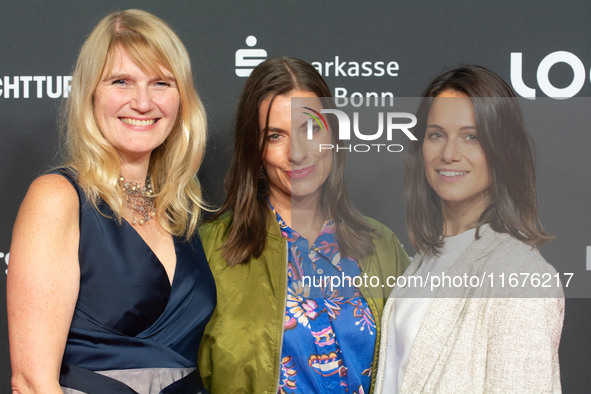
<box><xmin>7</xmin><ymin>174</ymin><xmax>81</xmax><ymax>393</ymax></box>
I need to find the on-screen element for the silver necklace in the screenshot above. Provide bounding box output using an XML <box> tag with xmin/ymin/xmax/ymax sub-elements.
<box><xmin>119</xmin><ymin>175</ymin><xmax>156</xmax><ymax>225</ymax></box>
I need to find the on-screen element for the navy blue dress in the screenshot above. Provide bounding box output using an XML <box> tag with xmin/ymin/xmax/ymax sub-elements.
<box><xmin>53</xmin><ymin>168</ymin><xmax>216</xmax><ymax>394</ymax></box>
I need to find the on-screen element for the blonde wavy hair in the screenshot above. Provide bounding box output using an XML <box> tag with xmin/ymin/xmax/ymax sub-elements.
<box><xmin>63</xmin><ymin>9</ymin><xmax>208</xmax><ymax>239</ymax></box>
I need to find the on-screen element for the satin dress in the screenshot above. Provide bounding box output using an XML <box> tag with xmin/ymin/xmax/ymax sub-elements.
<box><xmin>53</xmin><ymin>168</ymin><xmax>216</xmax><ymax>394</ymax></box>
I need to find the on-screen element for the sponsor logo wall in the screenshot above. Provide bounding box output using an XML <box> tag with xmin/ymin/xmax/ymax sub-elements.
<box><xmin>1</xmin><ymin>1</ymin><xmax>590</xmax><ymax>392</ymax></box>
<box><xmin>511</xmin><ymin>51</ymin><xmax>591</xmax><ymax>99</ymax></box>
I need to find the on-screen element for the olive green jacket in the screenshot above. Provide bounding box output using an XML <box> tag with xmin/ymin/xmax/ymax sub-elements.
<box><xmin>198</xmin><ymin>210</ymin><xmax>410</xmax><ymax>394</ymax></box>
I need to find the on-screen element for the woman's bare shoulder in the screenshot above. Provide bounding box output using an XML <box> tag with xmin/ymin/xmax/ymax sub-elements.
<box><xmin>12</xmin><ymin>173</ymin><xmax>80</xmax><ymax>246</ymax></box>
<box><xmin>24</xmin><ymin>173</ymin><xmax>79</xmax><ymax>212</ymax></box>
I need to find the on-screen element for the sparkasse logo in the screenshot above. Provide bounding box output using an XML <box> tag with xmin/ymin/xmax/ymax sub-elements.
<box><xmin>235</xmin><ymin>36</ymin><xmax>267</xmax><ymax>77</ymax></box>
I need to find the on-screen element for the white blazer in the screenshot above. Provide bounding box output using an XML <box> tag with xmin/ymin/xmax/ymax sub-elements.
<box><xmin>374</xmin><ymin>227</ymin><xmax>564</xmax><ymax>394</ymax></box>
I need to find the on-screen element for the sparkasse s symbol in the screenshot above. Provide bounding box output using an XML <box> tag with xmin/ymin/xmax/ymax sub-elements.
<box><xmin>235</xmin><ymin>36</ymin><xmax>267</xmax><ymax>77</ymax></box>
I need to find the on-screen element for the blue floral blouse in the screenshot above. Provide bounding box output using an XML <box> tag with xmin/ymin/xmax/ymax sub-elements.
<box><xmin>271</xmin><ymin>203</ymin><xmax>376</xmax><ymax>394</ymax></box>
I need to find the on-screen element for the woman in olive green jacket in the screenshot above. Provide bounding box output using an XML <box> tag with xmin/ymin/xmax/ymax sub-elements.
<box><xmin>198</xmin><ymin>57</ymin><xmax>410</xmax><ymax>394</ymax></box>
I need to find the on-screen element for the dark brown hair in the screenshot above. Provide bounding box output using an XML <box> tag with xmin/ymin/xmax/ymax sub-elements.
<box><xmin>214</xmin><ymin>57</ymin><xmax>377</xmax><ymax>266</ymax></box>
<box><xmin>406</xmin><ymin>65</ymin><xmax>553</xmax><ymax>254</ymax></box>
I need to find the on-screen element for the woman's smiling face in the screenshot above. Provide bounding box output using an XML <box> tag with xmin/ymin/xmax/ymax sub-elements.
<box><xmin>93</xmin><ymin>45</ymin><xmax>180</xmax><ymax>163</ymax></box>
<box><xmin>260</xmin><ymin>90</ymin><xmax>333</xmax><ymax>205</ymax></box>
<box><xmin>422</xmin><ymin>90</ymin><xmax>491</xmax><ymax>214</ymax></box>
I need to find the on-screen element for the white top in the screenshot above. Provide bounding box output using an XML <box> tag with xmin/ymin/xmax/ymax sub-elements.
<box><xmin>381</xmin><ymin>225</ymin><xmax>486</xmax><ymax>394</ymax></box>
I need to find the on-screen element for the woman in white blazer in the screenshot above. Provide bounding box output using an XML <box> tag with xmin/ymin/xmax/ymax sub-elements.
<box><xmin>375</xmin><ymin>66</ymin><xmax>564</xmax><ymax>394</ymax></box>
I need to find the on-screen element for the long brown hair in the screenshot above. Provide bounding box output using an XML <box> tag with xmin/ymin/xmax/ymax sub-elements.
<box><xmin>214</xmin><ymin>57</ymin><xmax>377</xmax><ymax>266</ymax></box>
<box><xmin>406</xmin><ymin>65</ymin><xmax>553</xmax><ymax>255</ymax></box>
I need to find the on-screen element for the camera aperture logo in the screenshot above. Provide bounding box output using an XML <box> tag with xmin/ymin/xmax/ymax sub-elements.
<box><xmin>303</xmin><ymin>107</ymin><xmax>328</xmax><ymax>139</ymax></box>
<box><xmin>304</xmin><ymin>102</ymin><xmax>418</xmax><ymax>153</ymax></box>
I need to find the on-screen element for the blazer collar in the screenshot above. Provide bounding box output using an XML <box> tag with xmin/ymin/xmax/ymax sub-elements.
<box><xmin>396</xmin><ymin>225</ymin><xmax>504</xmax><ymax>292</ymax></box>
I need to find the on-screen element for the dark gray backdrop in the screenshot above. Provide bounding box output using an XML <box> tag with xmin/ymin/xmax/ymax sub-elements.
<box><xmin>1</xmin><ymin>1</ymin><xmax>590</xmax><ymax>392</ymax></box>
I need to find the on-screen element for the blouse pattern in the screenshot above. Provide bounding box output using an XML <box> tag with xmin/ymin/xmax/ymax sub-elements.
<box><xmin>270</xmin><ymin>202</ymin><xmax>375</xmax><ymax>394</ymax></box>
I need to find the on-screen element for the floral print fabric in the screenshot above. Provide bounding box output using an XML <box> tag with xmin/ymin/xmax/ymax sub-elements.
<box><xmin>271</xmin><ymin>203</ymin><xmax>375</xmax><ymax>394</ymax></box>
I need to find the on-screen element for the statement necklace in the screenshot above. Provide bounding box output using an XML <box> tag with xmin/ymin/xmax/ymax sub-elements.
<box><xmin>119</xmin><ymin>174</ymin><xmax>156</xmax><ymax>225</ymax></box>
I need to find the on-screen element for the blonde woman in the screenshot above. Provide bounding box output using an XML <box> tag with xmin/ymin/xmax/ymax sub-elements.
<box><xmin>8</xmin><ymin>10</ymin><xmax>215</xmax><ymax>394</ymax></box>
